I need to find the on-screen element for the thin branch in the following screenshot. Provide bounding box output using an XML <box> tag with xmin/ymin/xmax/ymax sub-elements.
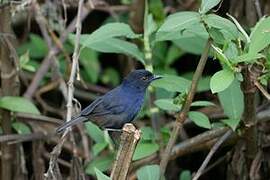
<box><xmin>192</xmin><ymin>130</ymin><xmax>233</xmax><ymax>180</ymax></box>
<box><xmin>15</xmin><ymin>112</ymin><xmax>62</xmax><ymax>124</ymax></box>
<box><xmin>44</xmin><ymin>0</ymin><xmax>84</xmax><ymax>179</ymax></box>
<box><xmin>254</xmin><ymin>80</ymin><xmax>270</xmax><ymax>100</ymax></box>
<box><xmin>171</xmin><ymin>127</ymin><xmax>229</xmax><ymax>159</ymax></box>
<box><xmin>23</xmin><ymin>5</ymin><xmax>91</xmax><ymax>99</ymax></box>
<box><xmin>253</xmin><ymin>0</ymin><xmax>263</xmax><ymax>18</ymax></box>
<box><xmin>159</xmin><ymin>39</ymin><xmax>212</xmax><ymax>176</ymax></box>
<box><xmin>200</xmin><ymin>155</ymin><xmax>227</xmax><ymax>176</ymax></box>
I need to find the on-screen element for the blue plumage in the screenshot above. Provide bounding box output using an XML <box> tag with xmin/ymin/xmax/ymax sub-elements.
<box><xmin>56</xmin><ymin>69</ymin><xmax>161</xmax><ymax>133</ymax></box>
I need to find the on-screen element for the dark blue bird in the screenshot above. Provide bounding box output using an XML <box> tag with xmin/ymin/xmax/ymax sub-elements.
<box><xmin>56</xmin><ymin>69</ymin><xmax>161</xmax><ymax>133</ymax></box>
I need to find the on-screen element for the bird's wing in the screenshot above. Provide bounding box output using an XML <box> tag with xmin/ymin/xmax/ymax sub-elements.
<box><xmin>80</xmin><ymin>87</ymin><xmax>125</xmax><ymax>117</ymax></box>
<box><xmin>80</xmin><ymin>97</ymin><xmax>103</xmax><ymax>116</ymax></box>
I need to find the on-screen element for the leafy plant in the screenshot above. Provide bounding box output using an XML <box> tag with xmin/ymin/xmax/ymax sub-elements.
<box><xmin>136</xmin><ymin>164</ymin><xmax>160</xmax><ymax>180</ymax></box>
<box><xmin>0</xmin><ymin>96</ymin><xmax>40</xmax><ymax>114</ymax></box>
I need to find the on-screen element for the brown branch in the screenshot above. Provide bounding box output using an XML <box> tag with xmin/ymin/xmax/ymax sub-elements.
<box><xmin>159</xmin><ymin>39</ymin><xmax>212</xmax><ymax>176</ymax></box>
<box><xmin>192</xmin><ymin>130</ymin><xmax>233</xmax><ymax>180</ymax></box>
<box><xmin>249</xmin><ymin>150</ymin><xmax>262</xmax><ymax>180</ymax></box>
<box><xmin>32</xmin><ymin>140</ymin><xmax>45</xmax><ymax>180</ymax></box>
<box><xmin>15</xmin><ymin>112</ymin><xmax>62</xmax><ymax>124</ymax></box>
<box><xmin>110</xmin><ymin>123</ymin><xmax>141</xmax><ymax>180</ymax></box>
<box><xmin>44</xmin><ymin>0</ymin><xmax>85</xmax><ymax>179</ymax></box>
<box><xmin>171</xmin><ymin>127</ymin><xmax>229</xmax><ymax>159</ymax></box>
<box><xmin>0</xmin><ymin>5</ymin><xmax>20</xmax><ymax>180</ymax></box>
<box><xmin>253</xmin><ymin>0</ymin><xmax>263</xmax><ymax>18</ymax></box>
<box><xmin>241</xmin><ymin>65</ymin><xmax>258</xmax><ymax>167</ymax></box>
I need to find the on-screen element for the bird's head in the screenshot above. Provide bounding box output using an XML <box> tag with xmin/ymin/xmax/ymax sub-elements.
<box><xmin>122</xmin><ymin>69</ymin><xmax>162</xmax><ymax>92</ymax></box>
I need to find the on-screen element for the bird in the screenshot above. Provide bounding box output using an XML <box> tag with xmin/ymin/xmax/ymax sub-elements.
<box><xmin>56</xmin><ymin>69</ymin><xmax>161</xmax><ymax>133</ymax></box>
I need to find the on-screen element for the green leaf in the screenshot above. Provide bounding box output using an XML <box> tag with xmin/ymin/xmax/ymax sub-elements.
<box><xmin>84</xmin><ymin>122</ymin><xmax>105</xmax><ymax>143</ymax></box>
<box><xmin>149</xmin><ymin>0</ymin><xmax>165</xmax><ymax>23</ymax></box>
<box><xmin>200</xmin><ymin>0</ymin><xmax>221</xmax><ymax>14</ymax></box>
<box><xmin>197</xmin><ymin>76</ymin><xmax>211</xmax><ymax>92</ymax></box>
<box><xmin>161</xmin><ymin>127</ymin><xmax>170</xmax><ymax>143</ymax></box>
<box><xmin>188</xmin><ymin>111</ymin><xmax>211</xmax><ymax>129</ymax></box>
<box><xmin>224</xmin><ymin>41</ymin><xmax>239</xmax><ymax>60</ymax></box>
<box><xmin>191</xmin><ymin>101</ymin><xmax>216</xmax><ymax>107</ymax></box>
<box><xmin>208</xmin><ymin>27</ymin><xmax>226</xmax><ymax>44</ymax></box>
<box><xmin>179</xmin><ymin>170</ymin><xmax>192</xmax><ymax>180</ymax></box>
<box><xmin>137</xmin><ymin>165</ymin><xmax>160</xmax><ymax>180</ymax></box>
<box><xmin>211</xmin><ymin>44</ymin><xmax>233</xmax><ymax>69</ymax></box>
<box><xmin>173</xmin><ymin>35</ymin><xmax>208</xmax><ymax>55</ymax></box>
<box><xmin>82</xmin><ymin>22</ymin><xmax>140</xmax><ymax>44</ymax></box>
<box><xmin>19</xmin><ymin>51</ymin><xmax>36</xmax><ymax>72</ymax></box>
<box><xmin>19</xmin><ymin>51</ymin><xmax>29</xmax><ymax>66</ymax></box>
<box><xmin>203</xmin><ymin>14</ymin><xmax>238</xmax><ymax>40</ymax></box>
<box><xmin>141</xmin><ymin>127</ymin><xmax>155</xmax><ymax>141</ymax></box>
<box><xmin>17</xmin><ymin>34</ymin><xmax>48</xmax><ymax>58</ymax></box>
<box><xmin>151</xmin><ymin>75</ymin><xmax>191</xmax><ymax>93</ymax></box>
<box><xmin>94</xmin><ymin>168</ymin><xmax>111</xmax><ymax>180</ymax></box>
<box><xmin>210</xmin><ymin>69</ymin><xmax>234</xmax><ymax>93</ymax></box>
<box><xmin>157</xmin><ymin>11</ymin><xmax>200</xmax><ymax>33</ymax></box>
<box><xmin>133</xmin><ymin>142</ymin><xmax>159</xmax><ymax>161</ymax></box>
<box><xmin>0</xmin><ymin>96</ymin><xmax>40</xmax><ymax>114</ymax></box>
<box><xmin>165</xmin><ymin>45</ymin><xmax>184</xmax><ymax>65</ymax></box>
<box><xmin>156</xmin><ymin>19</ymin><xmax>208</xmax><ymax>43</ymax></box>
<box><xmin>93</xmin><ymin>142</ymin><xmax>108</xmax><ymax>157</ymax></box>
<box><xmin>249</xmin><ymin>17</ymin><xmax>270</xmax><ymax>54</ymax></box>
<box><xmin>154</xmin><ymin>99</ymin><xmax>181</xmax><ymax>112</ymax></box>
<box><xmin>80</xmin><ymin>37</ymin><xmax>145</xmax><ymax>64</ymax></box>
<box><xmin>221</xmin><ymin>118</ymin><xmax>241</xmax><ymax>131</ymax></box>
<box><xmin>12</xmin><ymin>122</ymin><xmax>31</xmax><ymax>134</ymax></box>
<box><xmin>101</xmin><ymin>68</ymin><xmax>120</xmax><ymax>86</ymax></box>
<box><xmin>85</xmin><ymin>153</ymin><xmax>114</xmax><ymax>175</ymax></box>
<box><xmin>79</xmin><ymin>48</ymin><xmax>100</xmax><ymax>83</ymax></box>
<box><xmin>218</xmin><ymin>79</ymin><xmax>244</xmax><ymax>120</ymax></box>
<box><xmin>146</xmin><ymin>14</ymin><xmax>158</xmax><ymax>36</ymax></box>
<box><xmin>233</xmin><ymin>53</ymin><xmax>265</xmax><ymax>63</ymax></box>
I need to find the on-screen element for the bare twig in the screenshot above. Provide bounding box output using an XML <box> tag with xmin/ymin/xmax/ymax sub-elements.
<box><xmin>200</xmin><ymin>155</ymin><xmax>227</xmax><ymax>176</ymax></box>
<box><xmin>159</xmin><ymin>39</ymin><xmax>212</xmax><ymax>176</ymax></box>
<box><xmin>192</xmin><ymin>130</ymin><xmax>233</xmax><ymax>180</ymax></box>
<box><xmin>253</xmin><ymin>0</ymin><xmax>263</xmax><ymax>18</ymax></box>
<box><xmin>110</xmin><ymin>123</ymin><xmax>141</xmax><ymax>180</ymax></box>
<box><xmin>254</xmin><ymin>80</ymin><xmax>270</xmax><ymax>100</ymax></box>
<box><xmin>15</xmin><ymin>112</ymin><xmax>62</xmax><ymax>124</ymax></box>
<box><xmin>249</xmin><ymin>150</ymin><xmax>262</xmax><ymax>180</ymax></box>
<box><xmin>23</xmin><ymin>5</ymin><xmax>91</xmax><ymax>99</ymax></box>
<box><xmin>44</xmin><ymin>0</ymin><xmax>85</xmax><ymax>179</ymax></box>
<box><xmin>0</xmin><ymin>132</ymin><xmax>51</xmax><ymax>143</ymax></box>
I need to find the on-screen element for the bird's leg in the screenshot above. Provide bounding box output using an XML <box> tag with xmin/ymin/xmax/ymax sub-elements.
<box><xmin>105</xmin><ymin>128</ymin><xmax>123</xmax><ymax>132</ymax></box>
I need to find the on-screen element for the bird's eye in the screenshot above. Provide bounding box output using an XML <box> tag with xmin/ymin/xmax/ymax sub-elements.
<box><xmin>141</xmin><ymin>76</ymin><xmax>148</xmax><ymax>81</ymax></box>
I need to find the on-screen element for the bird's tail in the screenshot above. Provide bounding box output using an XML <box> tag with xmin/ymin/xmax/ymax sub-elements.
<box><xmin>56</xmin><ymin>116</ymin><xmax>87</xmax><ymax>133</ymax></box>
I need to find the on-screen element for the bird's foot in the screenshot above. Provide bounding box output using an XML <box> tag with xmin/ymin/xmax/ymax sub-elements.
<box><xmin>105</xmin><ymin>128</ymin><xmax>122</xmax><ymax>132</ymax></box>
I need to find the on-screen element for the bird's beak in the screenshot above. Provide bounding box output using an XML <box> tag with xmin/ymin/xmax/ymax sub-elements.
<box><xmin>151</xmin><ymin>75</ymin><xmax>162</xmax><ymax>81</ymax></box>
